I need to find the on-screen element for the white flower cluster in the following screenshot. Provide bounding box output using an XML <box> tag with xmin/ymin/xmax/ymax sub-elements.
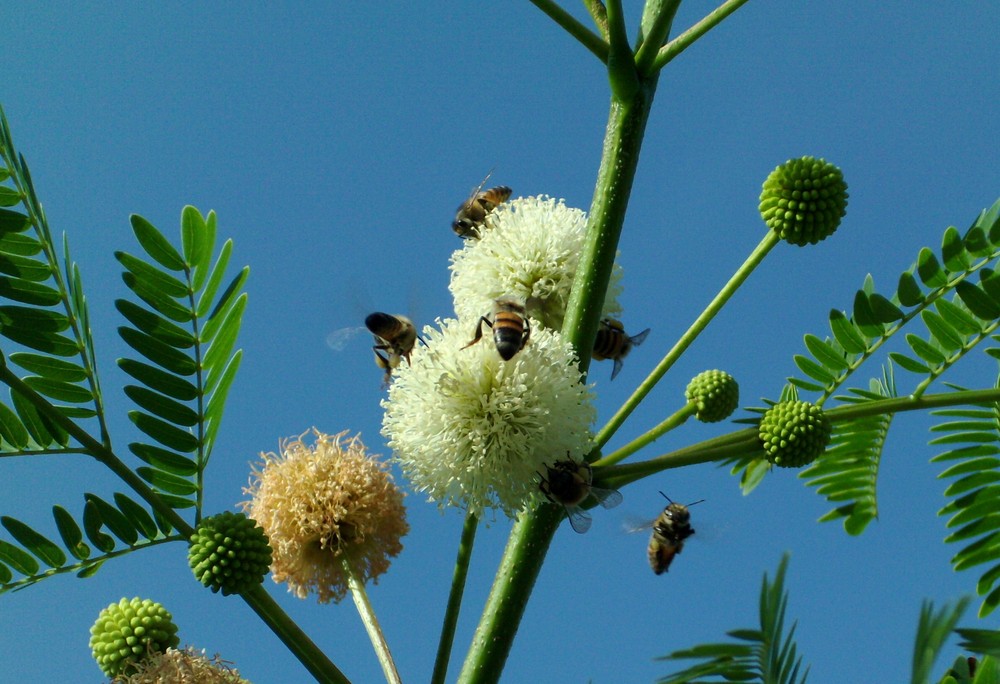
<box><xmin>382</xmin><ymin>194</ymin><xmax>621</xmax><ymax>517</ymax></box>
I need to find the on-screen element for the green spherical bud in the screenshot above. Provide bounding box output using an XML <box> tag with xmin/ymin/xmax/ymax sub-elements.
<box><xmin>759</xmin><ymin>156</ymin><xmax>848</xmax><ymax>246</ymax></box>
<box><xmin>89</xmin><ymin>597</ymin><xmax>180</xmax><ymax>678</ymax></box>
<box><xmin>685</xmin><ymin>370</ymin><xmax>739</xmax><ymax>423</ymax></box>
<box><xmin>188</xmin><ymin>511</ymin><xmax>272</xmax><ymax>596</ymax></box>
<box><xmin>758</xmin><ymin>400</ymin><xmax>831</xmax><ymax>468</ymax></box>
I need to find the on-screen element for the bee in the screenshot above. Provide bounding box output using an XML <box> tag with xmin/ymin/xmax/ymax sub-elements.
<box><xmin>365</xmin><ymin>312</ymin><xmax>419</xmax><ymax>384</ymax></box>
<box><xmin>592</xmin><ymin>318</ymin><xmax>651</xmax><ymax>380</ymax></box>
<box><xmin>539</xmin><ymin>458</ymin><xmax>623</xmax><ymax>534</ymax></box>
<box><xmin>462</xmin><ymin>297</ymin><xmax>530</xmax><ymax>361</ymax></box>
<box><xmin>452</xmin><ymin>171</ymin><xmax>512</xmax><ymax>239</ymax></box>
<box><xmin>647</xmin><ymin>492</ymin><xmax>703</xmax><ymax>575</ymax></box>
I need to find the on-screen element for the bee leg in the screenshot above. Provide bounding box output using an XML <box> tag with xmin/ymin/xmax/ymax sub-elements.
<box><xmin>461</xmin><ymin>316</ymin><xmax>493</xmax><ymax>350</ymax></box>
<box><xmin>521</xmin><ymin>315</ymin><xmax>531</xmax><ymax>347</ymax></box>
<box><xmin>372</xmin><ymin>345</ymin><xmax>392</xmax><ymax>370</ymax></box>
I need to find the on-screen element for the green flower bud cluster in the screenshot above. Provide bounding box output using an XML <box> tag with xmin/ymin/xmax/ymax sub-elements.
<box><xmin>188</xmin><ymin>511</ymin><xmax>273</xmax><ymax>596</ymax></box>
<box><xmin>759</xmin><ymin>156</ymin><xmax>848</xmax><ymax>246</ymax></box>
<box><xmin>685</xmin><ymin>370</ymin><xmax>739</xmax><ymax>423</ymax></box>
<box><xmin>758</xmin><ymin>400</ymin><xmax>831</xmax><ymax>468</ymax></box>
<box><xmin>89</xmin><ymin>597</ymin><xmax>180</xmax><ymax>677</ymax></box>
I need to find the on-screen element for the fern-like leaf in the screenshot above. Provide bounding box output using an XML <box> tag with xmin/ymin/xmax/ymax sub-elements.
<box><xmin>912</xmin><ymin>598</ymin><xmax>970</xmax><ymax>684</ymax></box>
<box><xmin>932</xmin><ymin>386</ymin><xmax>1000</xmax><ymax>617</ymax></box>
<box><xmin>799</xmin><ymin>374</ymin><xmax>894</xmax><ymax>535</ymax></box>
<box><xmin>115</xmin><ymin>208</ymin><xmax>247</xmax><ymax>513</ymax></box>
<box><xmin>0</xmin><ymin>494</ymin><xmax>182</xmax><ymax>593</ymax></box>
<box><xmin>657</xmin><ymin>554</ymin><xmax>808</xmax><ymax>684</ymax></box>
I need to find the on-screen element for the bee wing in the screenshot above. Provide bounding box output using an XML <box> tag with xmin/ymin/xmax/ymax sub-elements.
<box><xmin>629</xmin><ymin>328</ymin><xmax>651</xmax><ymax>346</ymax></box>
<box><xmin>565</xmin><ymin>506</ymin><xmax>592</xmax><ymax>534</ymax></box>
<box><xmin>610</xmin><ymin>356</ymin><xmax>624</xmax><ymax>381</ymax></box>
<box><xmin>326</xmin><ymin>326</ymin><xmax>366</xmax><ymax>351</ymax></box>
<box><xmin>590</xmin><ymin>486</ymin><xmax>623</xmax><ymax>510</ymax></box>
<box><xmin>623</xmin><ymin>517</ymin><xmax>656</xmax><ymax>534</ymax></box>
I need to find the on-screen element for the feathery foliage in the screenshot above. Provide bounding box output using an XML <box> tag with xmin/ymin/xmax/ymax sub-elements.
<box><xmin>912</xmin><ymin>598</ymin><xmax>970</xmax><ymax>684</ymax></box>
<box><xmin>657</xmin><ymin>554</ymin><xmax>808</xmax><ymax>684</ymax></box>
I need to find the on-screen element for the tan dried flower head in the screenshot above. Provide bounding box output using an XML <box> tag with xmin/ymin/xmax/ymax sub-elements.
<box><xmin>113</xmin><ymin>647</ymin><xmax>249</xmax><ymax>684</ymax></box>
<box><xmin>242</xmin><ymin>430</ymin><xmax>408</xmax><ymax>603</ymax></box>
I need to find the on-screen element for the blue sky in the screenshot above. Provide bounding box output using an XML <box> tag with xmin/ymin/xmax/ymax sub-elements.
<box><xmin>1</xmin><ymin>2</ymin><xmax>998</xmax><ymax>682</ymax></box>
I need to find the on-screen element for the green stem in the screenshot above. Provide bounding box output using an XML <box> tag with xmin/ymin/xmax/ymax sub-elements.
<box><xmin>529</xmin><ymin>0</ymin><xmax>609</xmax><ymax>62</ymax></box>
<box><xmin>634</xmin><ymin>0</ymin><xmax>680</xmax><ymax>74</ymax></box>
<box><xmin>342</xmin><ymin>555</ymin><xmax>402</xmax><ymax>684</ymax></box>
<box><xmin>604</xmin><ymin>0</ymin><xmax>640</xmax><ymax>99</ymax></box>
<box><xmin>242</xmin><ymin>584</ymin><xmax>352</xmax><ymax>684</ymax></box>
<box><xmin>595</xmin><ymin>230</ymin><xmax>780</xmax><ymax>449</ymax></box>
<box><xmin>0</xmin><ymin>360</ymin><xmax>192</xmax><ymax>536</ymax></box>
<box><xmin>598</xmin><ymin>386</ymin><xmax>1000</xmax><ymax>490</ymax></box>
<box><xmin>583</xmin><ymin>0</ymin><xmax>610</xmax><ymax>41</ymax></box>
<box><xmin>652</xmin><ymin>0</ymin><xmax>752</xmax><ymax>72</ymax></box>
<box><xmin>458</xmin><ymin>41</ymin><xmax>659</xmax><ymax>684</ymax></box>
<box><xmin>431</xmin><ymin>511</ymin><xmax>479</xmax><ymax>684</ymax></box>
<box><xmin>596</xmin><ymin>402</ymin><xmax>697</xmax><ymax>466</ymax></box>
<box><xmin>456</xmin><ymin>506</ymin><xmax>563</xmax><ymax>683</ymax></box>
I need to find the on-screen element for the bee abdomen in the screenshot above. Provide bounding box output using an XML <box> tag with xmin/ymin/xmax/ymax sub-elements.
<box><xmin>593</xmin><ymin>328</ymin><xmax>629</xmax><ymax>361</ymax></box>
<box><xmin>365</xmin><ymin>312</ymin><xmax>401</xmax><ymax>337</ymax></box>
<box><xmin>493</xmin><ymin>314</ymin><xmax>527</xmax><ymax>360</ymax></box>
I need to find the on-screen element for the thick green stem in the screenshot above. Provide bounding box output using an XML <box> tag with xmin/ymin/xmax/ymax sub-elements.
<box><xmin>431</xmin><ymin>512</ymin><xmax>479</xmax><ymax>684</ymax></box>
<box><xmin>242</xmin><ymin>585</ymin><xmax>352</xmax><ymax>684</ymax></box>
<box><xmin>595</xmin><ymin>231</ymin><xmax>780</xmax><ymax>449</ymax></box>
<box><xmin>457</xmin><ymin>39</ymin><xmax>659</xmax><ymax>684</ymax></box>
<box><xmin>456</xmin><ymin>506</ymin><xmax>563</xmax><ymax>683</ymax></box>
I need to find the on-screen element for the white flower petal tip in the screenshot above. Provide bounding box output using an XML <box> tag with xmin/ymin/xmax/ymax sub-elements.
<box><xmin>381</xmin><ymin>318</ymin><xmax>596</xmax><ymax>518</ymax></box>
<box><xmin>449</xmin><ymin>195</ymin><xmax>623</xmax><ymax>331</ymax></box>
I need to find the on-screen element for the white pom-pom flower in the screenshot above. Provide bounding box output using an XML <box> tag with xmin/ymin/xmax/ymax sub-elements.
<box><xmin>381</xmin><ymin>317</ymin><xmax>595</xmax><ymax>518</ymax></box>
<box><xmin>449</xmin><ymin>195</ymin><xmax>623</xmax><ymax>331</ymax></box>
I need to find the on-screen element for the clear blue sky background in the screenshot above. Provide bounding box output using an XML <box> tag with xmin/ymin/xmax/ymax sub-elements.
<box><xmin>1</xmin><ymin>3</ymin><xmax>998</xmax><ymax>682</ymax></box>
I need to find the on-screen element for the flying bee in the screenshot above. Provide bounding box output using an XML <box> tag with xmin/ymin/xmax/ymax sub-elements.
<box><xmin>646</xmin><ymin>492</ymin><xmax>704</xmax><ymax>575</ymax></box>
<box><xmin>539</xmin><ymin>458</ymin><xmax>623</xmax><ymax>534</ymax></box>
<box><xmin>462</xmin><ymin>297</ymin><xmax>530</xmax><ymax>361</ymax></box>
<box><xmin>452</xmin><ymin>171</ymin><xmax>512</xmax><ymax>239</ymax></box>
<box><xmin>365</xmin><ymin>312</ymin><xmax>420</xmax><ymax>384</ymax></box>
<box><xmin>592</xmin><ymin>318</ymin><xmax>651</xmax><ymax>380</ymax></box>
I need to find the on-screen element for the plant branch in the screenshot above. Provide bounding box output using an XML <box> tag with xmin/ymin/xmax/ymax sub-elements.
<box><xmin>595</xmin><ymin>230</ymin><xmax>780</xmax><ymax>449</ymax></box>
<box><xmin>634</xmin><ymin>0</ymin><xmax>680</xmax><ymax>74</ymax></box>
<box><xmin>431</xmin><ymin>511</ymin><xmax>479</xmax><ymax>684</ymax></box>
<box><xmin>343</xmin><ymin>555</ymin><xmax>402</xmax><ymax>684</ymax></box>
<box><xmin>0</xmin><ymin>359</ymin><xmax>192</xmax><ymax>536</ymax></box>
<box><xmin>652</xmin><ymin>0</ymin><xmax>752</xmax><ymax>72</ymax></box>
<box><xmin>583</xmin><ymin>0</ymin><xmax>609</xmax><ymax>41</ymax></box>
<box><xmin>529</xmin><ymin>0</ymin><xmax>609</xmax><ymax>62</ymax></box>
<box><xmin>597</xmin><ymin>402</ymin><xmax>697</xmax><ymax>466</ymax></box>
<box><xmin>241</xmin><ymin>584</ymin><xmax>353</xmax><ymax>684</ymax></box>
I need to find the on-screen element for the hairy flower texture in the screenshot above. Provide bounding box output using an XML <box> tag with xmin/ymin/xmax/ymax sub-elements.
<box><xmin>449</xmin><ymin>195</ymin><xmax>623</xmax><ymax>331</ymax></box>
<box><xmin>114</xmin><ymin>647</ymin><xmax>249</xmax><ymax>684</ymax></box>
<box><xmin>243</xmin><ymin>430</ymin><xmax>408</xmax><ymax>604</ymax></box>
<box><xmin>382</xmin><ymin>318</ymin><xmax>596</xmax><ymax>518</ymax></box>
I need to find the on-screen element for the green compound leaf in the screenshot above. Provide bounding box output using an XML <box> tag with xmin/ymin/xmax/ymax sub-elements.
<box><xmin>123</xmin><ymin>386</ymin><xmax>199</xmax><ymax>426</ymax></box>
<box><xmin>1</xmin><ymin>516</ymin><xmax>65</xmax><ymax>568</ymax></box>
<box><xmin>112</xmin><ymin>493</ymin><xmax>159</xmax><ymax>541</ymax></box>
<box><xmin>117</xmin><ymin>358</ymin><xmax>199</xmax><ymax>401</ymax></box>
<box><xmin>128</xmin><ymin>410</ymin><xmax>199</xmax><ymax>452</ymax></box>
<box><xmin>115</xmin><ymin>251</ymin><xmax>189</xmax><ymax>298</ymax></box>
<box><xmin>115</xmin><ymin>300</ymin><xmax>195</xmax><ymax>349</ymax></box>
<box><xmin>118</xmin><ymin>327</ymin><xmax>197</xmax><ymax>375</ymax></box>
<box><xmin>932</xmin><ymin>396</ymin><xmax>1000</xmax><ymax>618</ymax></box>
<box><xmin>0</xmin><ymin>539</ymin><xmax>39</xmax><ymax>576</ymax></box>
<box><xmin>897</xmin><ymin>270</ymin><xmax>925</xmax><ymax>307</ymax></box>
<box><xmin>657</xmin><ymin>554</ymin><xmax>808</xmax><ymax>684</ymax></box>
<box><xmin>922</xmin><ymin>310</ymin><xmax>965</xmax><ymax>352</ymax></box>
<box><xmin>936</xmin><ymin>298</ymin><xmax>983</xmax><ymax>336</ymax></box>
<box><xmin>803</xmin><ymin>334</ymin><xmax>849</xmax><ymax>371</ymax></box>
<box><xmin>137</xmin><ymin>467</ymin><xmax>199</xmax><ymax>496</ymax></box>
<box><xmin>83</xmin><ymin>494</ymin><xmax>138</xmax><ymax>546</ymax></box>
<box><xmin>9</xmin><ymin>353</ymin><xmax>88</xmax><ymax>382</ymax></box>
<box><xmin>23</xmin><ymin>376</ymin><xmax>94</xmax><ymax>404</ymax></box>
<box><xmin>0</xmin><ymin>276</ymin><xmax>61</xmax><ymax>306</ymax></box>
<box><xmin>956</xmin><ymin>281</ymin><xmax>1000</xmax><ymax>320</ymax></box>
<box><xmin>84</xmin><ymin>495</ymin><xmax>117</xmax><ymax>553</ymax></box>
<box><xmin>51</xmin><ymin>505</ymin><xmax>89</xmax><ymax>561</ymax></box>
<box><xmin>128</xmin><ymin>442</ymin><xmax>198</xmax><ymax>476</ymax></box>
<box><xmin>943</xmin><ymin>225</ymin><xmax>973</xmax><ymax>272</ymax></box>
<box><xmin>912</xmin><ymin>598</ymin><xmax>970</xmax><ymax>684</ymax></box>
<box><xmin>830</xmin><ymin>309</ymin><xmax>868</xmax><ymax>354</ymax></box>
<box><xmin>0</xmin><ymin>208</ymin><xmax>30</xmax><ymax>233</ymax></box>
<box><xmin>917</xmin><ymin>247</ymin><xmax>948</xmax><ymax>288</ymax></box>
<box><xmin>0</xmin><ymin>401</ymin><xmax>30</xmax><ymax>449</ymax></box>
<box><xmin>130</xmin><ymin>213</ymin><xmax>186</xmax><ymax>271</ymax></box>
